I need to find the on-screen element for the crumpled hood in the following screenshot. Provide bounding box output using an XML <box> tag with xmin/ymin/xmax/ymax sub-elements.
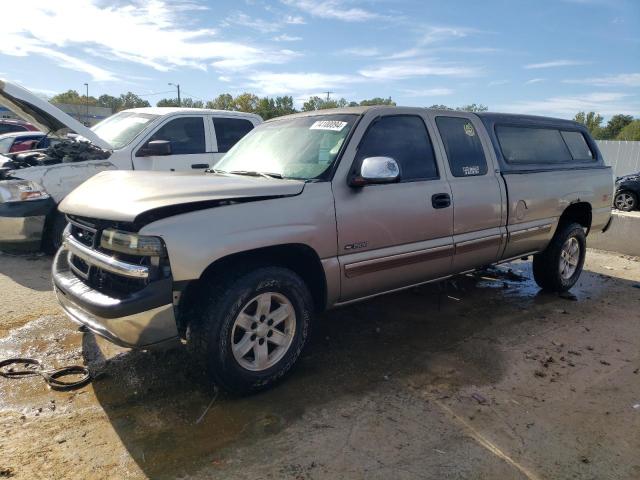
<box><xmin>59</xmin><ymin>170</ymin><xmax>305</xmax><ymax>223</ymax></box>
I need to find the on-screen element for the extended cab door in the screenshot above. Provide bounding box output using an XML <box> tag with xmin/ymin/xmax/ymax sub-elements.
<box><xmin>210</xmin><ymin>115</ymin><xmax>256</xmax><ymax>165</ymax></box>
<box><xmin>332</xmin><ymin>110</ymin><xmax>454</xmax><ymax>302</ymax></box>
<box><xmin>133</xmin><ymin>115</ymin><xmax>214</xmax><ymax>171</ymax></box>
<box><xmin>428</xmin><ymin>112</ymin><xmax>506</xmax><ymax>272</ymax></box>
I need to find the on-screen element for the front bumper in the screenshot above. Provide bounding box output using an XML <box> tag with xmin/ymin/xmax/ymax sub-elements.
<box><xmin>52</xmin><ymin>239</ymin><xmax>179</xmax><ymax>349</ymax></box>
<box><xmin>0</xmin><ymin>198</ymin><xmax>54</xmax><ymax>250</ymax></box>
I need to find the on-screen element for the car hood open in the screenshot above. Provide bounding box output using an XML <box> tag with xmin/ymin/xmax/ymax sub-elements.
<box><xmin>0</xmin><ymin>80</ymin><xmax>112</xmax><ymax>150</ymax></box>
<box><xmin>59</xmin><ymin>170</ymin><xmax>306</xmax><ymax>224</ymax></box>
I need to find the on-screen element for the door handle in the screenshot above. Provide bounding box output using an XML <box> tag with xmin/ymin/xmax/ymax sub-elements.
<box><xmin>191</xmin><ymin>163</ymin><xmax>209</xmax><ymax>169</ymax></box>
<box><xmin>431</xmin><ymin>193</ymin><xmax>451</xmax><ymax>209</ymax></box>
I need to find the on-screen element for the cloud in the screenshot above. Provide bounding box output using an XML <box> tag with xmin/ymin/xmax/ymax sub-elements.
<box><xmin>359</xmin><ymin>60</ymin><xmax>482</xmax><ymax>80</ymax></box>
<box><xmin>525</xmin><ymin>78</ymin><xmax>545</xmax><ymax>85</ymax></box>
<box><xmin>274</xmin><ymin>34</ymin><xmax>302</xmax><ymax>42</ymax></box>
<box><xmin>340</xmin><ymin>47</ymin><xmax>381</xmax><ymax>57</ymax></box>
<box><xmin>563</xmin><ymin>73</ymin><xmax>640</xmax><ymax>87</ymax></box>
<box><xmin>488</xmin><ymin>80</ymin><xmax>510</xmax><ymax>87</ymax></box>
<box><xmin>284</xmin><ymin>14</ymin><xmax>306</xmax><ymax>24</ymax></box>
<box><xmin>498</xmin><ymin>92</ymin><xmax>639</xmax><ymax>117</ymax></box>
<box><xmin>281</xmin><ymin>0</ymin><xmax>379</xmax><ymax>22</ymax></box>
<box><xmin>384</xmin><ymin>26</ymin><xmax>490</xmax><ymax>60</ymax></box>
<box><xmin>402</xmin><ymin>88</ymin><xmax>454</xmax><ymax>97</ymax></box>
<box><xmin>223</xmin><ymin>12</ymin><xmax>281</xmax><ymax>33</ymax></box>
<box><xmin>246</xmin><ymin>71</ymin><xmax>361</xmax><ymax>95</ymax></box>
<box><xmin>524</xmin><ymin>60</ymin><xmax>589</xmax><ymax>69</ymax></box>
<box><xmin>0</xmin><ymin>0</ymin><xmax>299</xmax><ymax>81</ymax></box>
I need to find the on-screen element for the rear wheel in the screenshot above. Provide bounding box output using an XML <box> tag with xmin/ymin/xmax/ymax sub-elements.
<box><xmin>614</xmin><ymin>191</ymin><xmax>637</xmax><ymax>211</ymax></box>
<box><xmin>187</xmin><ymin>266</ymin><xmax>313</xmax><ymax>394</ymax></box>
<box><xmin>532</xmin><ymin>222</ymin><xmax>586</xmax><ymax>292</ymax></box>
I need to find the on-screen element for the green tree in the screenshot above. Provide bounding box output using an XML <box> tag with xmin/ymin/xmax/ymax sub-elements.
<box><xmin>118</xmin><ymin>92</ymin><xmax>150</xmax><ymax>110</ymax></box>
<box><xmin>234</xmin><ymin>93</ymin><xmax>260</xmax><ymax>113</ymax></box>
<box><xmin>601</xmin><ymin>114</ymin><xmax>633</xmax><ymax>140</ymax></box>
<box><xmin>457</xmin><ymin>103</ymin><xmax>488</xmax><ymax>112</ymax></box>
<box><xmin>179</xmin><ymin>98</ymin><xmax>204</xmax><ymax>108</ymax></box>
<box><xmin>274</xmin><ymin>96</ymin><xmax>296</xmax><ymax>116</ymax></box>
<box><xmin>51</xmin><ymin>89</ymin><xmax>97</xmax><ymax>106</ymax></box>
<box><xmin>206</xmin><ymin>93</ymin><xmax>235</xmax><ymax>110</ymax></box>
<box><xmin>156</xmin><ymin>98</ymin><xmax>180</xmax><ymax>107</ymax></box>
<box><xmin>428</xmin><ymin>104</ymin><xmax>454</xmax><ymax>110</ymax></box>
<box><xmin>574</xmin><ymin>111</ymin><xmax>603</xmax><ymax>137</ymax></box>
<box><xmin>301</xmin><ymin>96</ymin><xmax>348</xmax><ymax>111</ymax></box>
<box><xmin>359</xmin><ymin>97</ymin><xmax>396</xmax><ymax>106</ymax></box>
<box><xmin>616</xmin><ymin>120</ymin><xmax>640</xmax><ymax>141</ymax></box>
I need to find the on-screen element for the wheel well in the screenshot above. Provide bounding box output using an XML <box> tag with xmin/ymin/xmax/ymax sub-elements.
<box><xmin>177</xmin><ymin>244</ymin><xmax>327</xmax><ymax>333</ymax></box>
<box><xmin>558</xmin><ymin>202</ymin><xmax>592</xmax><ymax>234</ymax></box>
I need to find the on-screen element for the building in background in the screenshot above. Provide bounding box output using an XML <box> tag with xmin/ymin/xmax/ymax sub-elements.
<box><xmin>1</xmin><ymin>104</ymin><xmax>111</xmax><ymax>126</ymax></box>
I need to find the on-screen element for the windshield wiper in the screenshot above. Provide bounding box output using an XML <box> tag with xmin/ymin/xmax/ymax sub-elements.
<box><xmin>228</xmin><ymin>170</ymin><xmax>283</xmax><ymax>179</ymax></box>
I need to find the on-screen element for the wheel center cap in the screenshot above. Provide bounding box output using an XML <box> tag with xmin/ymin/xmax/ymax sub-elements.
<box><xmin>257</xmin><ymin>323</ymin><xmax>269</xmax><ymax>336</ymax></box>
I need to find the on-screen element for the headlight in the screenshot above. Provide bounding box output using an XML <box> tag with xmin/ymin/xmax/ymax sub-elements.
<box><xmin>100</xmin><ymin>229</ymin><xmax>166</xmax><ymax>256</ymax></box>
<box><xmin>0</xmin><ymin>179</ymin><xmax>50</xmax><ymax>203</ymax></box>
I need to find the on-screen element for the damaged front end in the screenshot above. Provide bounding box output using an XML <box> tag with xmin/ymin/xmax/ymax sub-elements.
<box><xmin>0</xmin><ymin>140</ymin><xmax>111</xmax><ymax>250</ymax></box>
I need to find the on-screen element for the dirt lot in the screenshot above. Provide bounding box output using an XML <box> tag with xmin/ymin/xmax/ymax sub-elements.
<box><xmin>0</xmin><ymin>249</ymin><xmax>639</xmax><ymax>480</ymax></box>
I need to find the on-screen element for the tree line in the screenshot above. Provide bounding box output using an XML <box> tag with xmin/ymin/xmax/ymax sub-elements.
<box><xmin>573</xmin><ymin>112</ymin><xmax>640</xmax><ymax>141</ymax></box>
<box><xmin>49</xmin><ymin>89</ymin><xmax>639</xmax><ymax>140</ymax></box>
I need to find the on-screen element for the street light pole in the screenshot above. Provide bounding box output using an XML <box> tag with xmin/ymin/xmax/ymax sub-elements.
<box><xmin>168</xmin><ymin>82</ymin><xmax>181</xmax><ymax>107</ymax></box>
<box><xmin>84</xmin><ymin>83</ymin><xmax>89</xmax><ymax>125</ymax></box>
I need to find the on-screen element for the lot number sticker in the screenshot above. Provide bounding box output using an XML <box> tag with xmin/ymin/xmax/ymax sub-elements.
<box><xmin>310</xmin><ymin>120</ymin><xmax>348</xmax><ymax>131</ymax></box>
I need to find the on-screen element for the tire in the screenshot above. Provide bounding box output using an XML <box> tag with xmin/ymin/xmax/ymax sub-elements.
<box><xmin>42</xmin><ymin>211</ymin><xmax>68</xmax><ymax>254</ymax></box>
<box><xmin>532</xmin><ymin>222</ymin><xmax>586</xmax><ymax>293</ymax></box>
<box><xmin>186</xmin><ymin>266</ymin><xmax>313</xmax><ymax>394</ymax></box>
<box><xmin>614</xmin><ymin>190</ymin><xmax>637</xmax><ymax>212</ymax></box>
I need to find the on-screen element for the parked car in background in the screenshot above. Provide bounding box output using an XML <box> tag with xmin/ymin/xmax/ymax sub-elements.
<box><xmin>0</xmin><ymin>131</ymin><xmax>61</xmax><ymax>154</ymax></box>
<box><xmin>613</xmin><ymin>172</ymin><xmax>640</xmax><ymax>211</ymax></box>
<box><xmin>0</xmin><ymin>118</ymin><xmax>38</xmax><ymax>134</ymax></box>
<box><xmin>53</xmin><ymin>106</ymin><xmax>613</xmax><ymax>394</ymax></box>
<box><xmin>0</xmin><ymin>80</ymin><xmax>262</xmax><ymax>251</ymax></box>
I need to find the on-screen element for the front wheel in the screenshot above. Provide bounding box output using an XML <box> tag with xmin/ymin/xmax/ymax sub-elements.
<box><xmin>532</xmin><ymin>222</ymin><xmax>586</xmax><ymax>292</ymax></box>
<box><xmin>614</xmin><ymin>191</ymin><xmax>637</xmax><ymax>211</ymax></box>
<box><xmin>187</xmin><ymin>266</ymin><xmax>313</xmax><ymax>394</ymax></box>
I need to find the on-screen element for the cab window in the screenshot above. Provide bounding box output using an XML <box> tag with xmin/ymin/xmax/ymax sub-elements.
<box><xmin>148</xmin><ymin>117</ymin><xmax>206</xmax><ymax>155</ymax></box>
<box><xmin>356</xmin><ymin>115</ymin><xmax>438</xmax><ymax>181</ymax></box>
<box><xmin>213</xmin><ymin>118</ymin><xmax>254</xmax><ymax>153</ymax></box>
<box><xmin>436</xmin><ymin>117</ymin><xmax>488</xmax><ymax>177</ymax></box>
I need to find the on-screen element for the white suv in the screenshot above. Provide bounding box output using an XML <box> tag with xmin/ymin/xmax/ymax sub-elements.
<box><xmin>0</xmin><ymin>80</ymin><xmax>261</xmax><ymax>251</ymax></box>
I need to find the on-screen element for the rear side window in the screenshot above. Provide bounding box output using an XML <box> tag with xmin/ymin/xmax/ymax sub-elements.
<box><xmin>436</xmin><ymin>117</ymin><xmax>488</xmax><ymax>177</ymax></box>
<box><xmin>213</xmin><ymin>118</ymin><xmax>254</xmax><ymax>153</ymax></box>
<box><xmin>149</xmin><ymin>117</ymin><xmax>206</xmax><ymax>155</ymax></box>
<box><xmin>496</xmin><ymin>126</ymin><xmax>572</xmax><ymax>164</ymax></box>
<box><xmin>0</xmin><ymin>124</ymin><xmax>26</xmax><ymax>135</ymax></box>
<box><xmin>356</xmin><ymin>115</ymin><xmax>438</xmax><ymax>181</ymax></box>
<box><xmin>560</xmin><ymin>131</ymin><xmax>594</xmax><ymax>161</ymax></box>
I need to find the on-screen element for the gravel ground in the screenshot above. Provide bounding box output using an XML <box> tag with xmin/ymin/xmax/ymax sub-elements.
<box><xmin>0</xmin><ymin>249</ymin><xmax>639</xmax><ymax>479</ymax></box>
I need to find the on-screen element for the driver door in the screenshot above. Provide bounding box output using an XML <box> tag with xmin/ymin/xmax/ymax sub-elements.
<box><xmin>132</xmin><ymin>115</ymin><xmax>214</xmax><ymax>171</ymax></box>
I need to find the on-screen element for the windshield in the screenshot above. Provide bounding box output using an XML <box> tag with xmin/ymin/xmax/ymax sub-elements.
<box><xmin>215</xmin><ymin>114</ymin><xmax>357</xmax><ymax>180</ymax></box>
<box><xmin>0</xmin><ymin>137</ymin><xmax>14</xmax><ymax>154</ymax></box>
<box><xmin>91</xmin><ymin>112</ymin><xmax>159</xmax><ymax>149</ymax></box>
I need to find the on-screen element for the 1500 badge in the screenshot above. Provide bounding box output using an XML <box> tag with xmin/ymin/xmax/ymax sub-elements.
<box><xmin>344</xmin><ymin>241</ymin><xmax>368</xmax><ymax>250</ymax></box>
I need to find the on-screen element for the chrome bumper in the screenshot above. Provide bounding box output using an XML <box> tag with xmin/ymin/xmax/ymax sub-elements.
<box><xmin>52</xmin><ymin>241</ymin><xmax>179</xmax><ymax>349</ymax></box>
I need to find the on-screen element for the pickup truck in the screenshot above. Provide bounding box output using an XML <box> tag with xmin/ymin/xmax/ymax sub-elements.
<box><xmin>52</xmin><ymin>106</ymin><xmax>614</xmax><ymax>393</ymax></box>
<box><xmin>0</xmin><ymin>80</ymin><xmax>261</xmax><ymax>251</ymax></box>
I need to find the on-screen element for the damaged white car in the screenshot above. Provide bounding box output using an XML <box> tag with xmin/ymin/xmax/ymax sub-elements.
<box><xmin>0</xmin><ymin>80</ymin><xmax>262</xmax><ymax>251</ymax></box>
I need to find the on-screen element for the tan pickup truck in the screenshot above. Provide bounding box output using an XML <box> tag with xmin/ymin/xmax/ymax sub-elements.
<box><xmin>52</xmin><ymin>106</ymin><xmax>613</xmax><ymax>393</ymax></box>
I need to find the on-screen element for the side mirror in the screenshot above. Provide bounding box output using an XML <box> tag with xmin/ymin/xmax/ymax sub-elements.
<box><xmin>137</xmin><ymin>140</ymin><xmax>171</xmax><ymax>157</ymax></box>
<box><xmin>350</xmin><ymin>157</ymin><xmax>400</xmax><ymax>187</ymax></box>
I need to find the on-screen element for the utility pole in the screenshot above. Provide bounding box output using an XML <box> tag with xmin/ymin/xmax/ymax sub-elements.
<box><xmin>168</xmin><ymin>82</ymin><xmax>181</xmax><ymax>107</ymax></box>
<box><xmin>324</xmin><ymin>91</ymin><xmax>333</xmax><ymax>101</ymax></box>
<box><xmin>84</xmin><ymin>83</ymin><xmax>89</xmax><ymax>125</ymax></box>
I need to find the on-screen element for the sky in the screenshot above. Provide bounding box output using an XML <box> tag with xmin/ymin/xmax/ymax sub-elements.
<box><xmin>1</xmin><ymin>0</ymin><xmax>639</xmax><ymax>119</ymax></box>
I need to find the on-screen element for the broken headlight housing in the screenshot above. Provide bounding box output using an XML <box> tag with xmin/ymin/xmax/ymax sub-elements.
<box><xmin>100</xmin><ymin>228</ymin><xmax>166</xmax><ymax>257</ymax></box>
<box><xmin>0</xmin><ymin>179</ymin><xmax>50</xmax><ymax>203</ymax></box>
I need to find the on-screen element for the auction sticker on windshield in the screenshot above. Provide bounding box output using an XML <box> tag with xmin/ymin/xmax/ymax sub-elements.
<box><xmin>310</xmin><ymin>120</ymin><xmax>348</xmax><ymax>131</ymax></box>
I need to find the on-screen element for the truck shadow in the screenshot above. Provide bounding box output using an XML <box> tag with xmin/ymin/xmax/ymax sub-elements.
<box><xmin>80</xmin><ymin>262</ymin><xmax>591</xmax><ymax>478</ymax></box>
<box><xmin>0</xmin><ymin>252</ymin><xmax>53</xmax><ymax>291</ymax></box>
